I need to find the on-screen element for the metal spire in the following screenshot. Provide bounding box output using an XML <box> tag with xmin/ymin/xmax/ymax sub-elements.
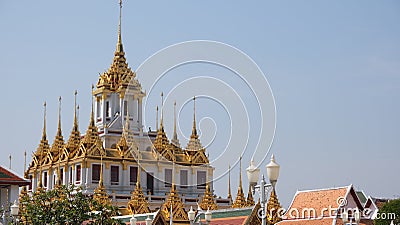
<box><xmin>171</xmin><ymin>101</ymin><xmax>180</xmax><ymax>147</ymax></box>
<box><xmin>156</xmin><ymin>105</ymin><xmax>159</xmax><ymax>131</ymax></box>
<box><xmin>228</xmin><ymin>165</ymin><xmax>232</xmax><ymax>200</ymax></box>
<box><xmin>192</xmin><ymin>96</ymin><xmax>197</xmax><ymax>136</ymax></box>
<box><xmin>160</xmin><ymin>92</ymin><xmax>164</xmax><ymax>128</ymax></box>
<box><xmin>37</xmin><ymin>101</ymin><xmax>47</xmax><ymax>189</ymax></box>
<box><xmin>117</xmin><ymin>0</ymin><xmax>123</xmax><ymax>52</ymax></box>
<box><xmin>73</xmin><ymin>90</ymin><xmax>78</xmax><ymax>129</ymax></box>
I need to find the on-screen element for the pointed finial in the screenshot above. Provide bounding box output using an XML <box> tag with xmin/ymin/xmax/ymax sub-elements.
<box><xmin>160</xmin><ymin>92</ymin><xmax>164</xmax><ymax>127</ymax></box>
<box><xmin>24</xmin><ymin>150</ymin><xmax>27</xmax><ymax>176</ymax></box>
<box><xmin>239</xmin><ymin>156</ymin><xmax>242</xmax><ymax>189</ymax></box>
<box><xmin>9</xmin><ymin>154</ymin><xmax>11</xmax><ymax>169</ymax></box>
<box><xmin>192</xmin><ymin>96</ymin><xmax>197</xmax><ymax>136</ymax></box>
<box><xmin>99</xmin><ymin>154</ymin><xmax>104</xmax><ymax>187</ymax></box>
<box><xmin>57</xmin><ymin>96</ymin><xmax>62</xmax><ymax>136</ymax></box>
<box><xmin>117</xmin><ymin>0</ymin><xmax>123</xmax><ymax>52</ymax></box>
<box><xmin>136</xmin><ymin>155</ymin><xmax>141</xmax><ymax>187</ymax></box>
<box><xmin>90</xmin><ymin>85</ymin><xmax>95</xmax><ymax>126</ymax></box>
<box><xmin>228</xmin><ymin>165</ymin><xmax>232</xmax><ymax>200</ymax></box>
<box><xmin>173</xmin><ymin>101</ymin><xmax>177</xmax><ymax>136</ymax></box>
<box><xmin>156</xmin><ymin>105</ymin><xmax>159</xmax><ymax>130</ymax></box>
<box><xmin>73</xmin><ymin>90</ymin><xmax>78</xmax><ymax>128</ymax></box>
<box><xmin>42</xmin><ymin>101</ymin><xmax>47</xmax><ymax>140</ymax></box>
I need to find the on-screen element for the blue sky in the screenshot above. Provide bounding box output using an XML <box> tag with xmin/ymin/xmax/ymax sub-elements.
<box><xmin>1</xmin><ymin>1</ymin><xmax>399</xmax><ymax>207</ymax></box>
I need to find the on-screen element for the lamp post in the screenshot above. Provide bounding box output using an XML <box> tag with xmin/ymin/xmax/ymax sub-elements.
<box><xmin>188</xmin><ymin>206</ymin><xmax>212</xmax><ymax>225</ymax></box>
<box><xmin>341</xmin><ymin>209</ymin><xmax>361</xmax><ymax>225</ymax></box>
<box><xmin>10</xmin><ymin>200</ymin><xmax>19</xmax><ymax>224</ymax></box>
<box><xmin>130</xmin><ymin>215</ymin><xmax>137</xmax><ymax>225</ymax></box>
<box><xmin>246</xmin><ymin>155</ymin><xmax>280</xmax><ymax>225</ymax></box>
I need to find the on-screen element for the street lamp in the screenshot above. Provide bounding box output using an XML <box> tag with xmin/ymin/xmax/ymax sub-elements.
<box><xmin>341</xmin><ymin>209</ymin><xmax>361</xmax><ymax>225</ymax></box>
<box><xmin>145</xmin><ymin>215</ymin><xmax>152</xmax><ymax>225</ymax></box>
<box><xmin>130</xmin><ymin>215</ymin><xmax>137</xmax><ymax>225</ymax></box>
<box><xmin>246</xmin><ymin>154</ymin><xmax>280</xmax><ymax>225</ymax></box>
<box><xmin>188</xmin><ymin>206</ymin><xmax>212</xmax><ymax>225</ymax></box>
<box><xmin>10</xmin><ymin>200</ymin><xmax>19</xmax><ymax>224</ymax></box>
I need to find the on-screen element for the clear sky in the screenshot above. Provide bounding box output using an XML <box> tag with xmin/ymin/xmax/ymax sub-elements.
<box><xmin>1</xmin><ymin>1</ymin><xmax>399</xmax><ymax>207</ymax></box>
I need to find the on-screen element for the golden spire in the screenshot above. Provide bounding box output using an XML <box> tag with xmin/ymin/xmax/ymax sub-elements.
<box><xmin>153</xmin><ymin>93</ymin><xmax>170</xmax><ymax>153</ymax></box>
<box><xmin>266</xmin><ymin>189</ymin><xmax>282</xmax><ymax>224</ymax></box>
<box><xmin>117</xmin><ymin>0</ymin><xmax>123</xmax><ymax>52</ymax></box>
<box><xmin>82</xmin><ymin>85</ymin><xmax>103</xmax><ymax>151</ymax></box>
<box><xmin>160</xmin><ymin>92</ymin><xmax>164</xmax><ymax>128</ymax></box>
<box><xmin>50</xmin><ymin>96</ymin><xmax>65</xmax><ymax>161</ymax></box>
<box><xmin>66</xmin><ymin>91</ymin><xmax>81</xmax><ymax>153</ymax></box>
<box><xmin>186</xmin><ymin>96</ymin><xmax>203</xmax><ymax>151</ymax></box>
<box><xmin>127</xmin><ymin>154</ymin><xmax>150</xmax><ymax>214</ymax></box>
<box><xmin>37</xmin><ymin>101</ymin><xmax>48</xmax><ymax>189</ymax></box>
<box><xmin>156</xmin><ymin>105</ymin><xmax>159</xmax><ymax>131</ymax></box>
<box><xmin>227</xmin><ymin>165</ymin><xmax>232</xmax><ymax>201</ymax></box>
<box><xmin>93</xmin><ymin>155</ymin><xmax>110</xmax><ymax>205</ymax></box>
<box><xmin>232</xmin><ymin>156</ymin><xmax>246</xmax><ymax>208</ymax></box>
<box><xmin>171</xmin><ymin>101</ymin><xmax>180</xmax><ymax>147</ymax></box>
<box><xmin>192</xmin><ymin>96</ymin><xmax>197</xmax><ymax>137</ymax></box>
<box><xmin>200</xmin><ymin>169</ymin><xmax>218</xmax><ymax>210</ymax></box>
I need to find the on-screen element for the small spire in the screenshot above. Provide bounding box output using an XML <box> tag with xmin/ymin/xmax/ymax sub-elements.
<box><xmin>192</xmin><ymin>96</ymin><xmax>197</xmax><ymax>137</ymax></box>
<box><xmin>42</xmin><ymin>101</ymin><xmax>47</xmax><ymax>140</ymax></box>
<box><xmin>228</xmin><ymin>165</ymin><xmax>232</xmax><ymax>200</ymax></box>
<box><xmin>24</xmin><ymin>150</ymin><xmax>27</xmax><ymax>177</ymax></box>
<box><xmin>73</xmin><ymin>90</ymin><xmax>78</xmax><ymax>129</ymax></box>
<box><xmin>90</xmin><ymin>85</ymin><xmax>95</xmax><ymax>126</ymax></box>
<box><xmin>239</xmin><ymin>156</ymin><xmax>242</xmax><ymax>190</ymax></box>
<box><xmin>57</xmin><ymin>96</ymin><xmax>62</xmax><ymax>136</ymax></box>
<box><xmin>171</xmin><ymin>101</ymin><xmax>180</xmax><ymax>147</ymax></box>
<box><xmin>156</xmin><ymin>105</ymin><xmax>159</xmax><ymax>131</ymax></box>
<box><xmin>9</xmin><ymin>154</ymin><xmax>11</xmax><ymax>169</ymax></box>
<box><xmin>160</xmin><ymin>92</ymin><xmax>164</xmax><ymax>128</ymax></box>
<box><xmin>117</xmin><ymin>0</ymin><xmax>123</xmax><ymax>52</ymax></box>
<box><xmin>136</xmin><ymin>156</ymin><xmax>141</xmax><ymax>186</ymax></box>
<box><xmin>99</xmin><ymin>155</ymin><xmax>104</xmax><ymax>187</ymax></box>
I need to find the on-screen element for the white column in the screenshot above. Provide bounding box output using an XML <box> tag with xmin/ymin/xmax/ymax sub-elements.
<box><xmin>138</xmin><ymin>97</ymin><xmax>143</xmax><ymax>132</ymax></box>
<box><xmin>8</xmin><ymin>185</ymin><xmax>19</xmax><ymax>203</ymax></box>
<box><xmin>0</xmin><ymin>188</ymin><xmax>8</xmax><ymax>207</ymax></box>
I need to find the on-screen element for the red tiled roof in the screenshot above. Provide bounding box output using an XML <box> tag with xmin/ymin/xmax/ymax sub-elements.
<box><xmin>0</xmin><ymin>165</ymin><xmax>30</xmax><ymax>186</ymax></box>
<box><xmin>284</xmin><ymin>186</ymin><xmax>348</xmax><ymax>219</ymax></box>
<box><xmin>209</xmin><ymin>216</ymin><xmax>247</xmax><ymax>225</ymax></box>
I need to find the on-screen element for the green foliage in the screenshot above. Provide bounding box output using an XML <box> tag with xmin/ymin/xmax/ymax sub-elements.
<box><xmin>19</xmin><ymin>185</ymin><xmax>123</xmax><ymax>225</ymax></box>
<box><xmin>374</xmin><ymin>198</ymin><xmax>400</xmax><ymax>225</ymax></box>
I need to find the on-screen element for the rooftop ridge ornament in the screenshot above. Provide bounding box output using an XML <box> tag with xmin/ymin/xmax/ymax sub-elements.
<box><xmin>117</xmin><ymin>0</ymin><xmax>123</xmax><ymax>52</ymax></box>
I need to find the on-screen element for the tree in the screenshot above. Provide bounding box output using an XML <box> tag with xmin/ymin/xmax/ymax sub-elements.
<box><xmin>19</xmin><ymin>184</ymin><xmax>123</xmax><ymax>225</ymax></box>
<box><xmin>374</xmin><ymin>198</ymin><xmax>400</xmax><ymax>225</ymax></box>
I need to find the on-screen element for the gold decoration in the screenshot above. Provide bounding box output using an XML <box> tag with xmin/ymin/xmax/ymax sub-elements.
<box><xmin>47</xmin><ymin>97</ymin><xmax>65</xmax><ymax>165</ymax></box>
<box><xmin>233</xmin><ymin>157</ymin><xmax>247</xmax><ymax>208</ymax></box>
<box><xmin>246</xmin><ymin>189</ymin><xmax>255</xmax><ymax>207</ymax></box>
<box><xmin>127</xmin><ymin>159</ymin><xmax>150</xmax><ymax>214</ymax></box>
<box><xmin>93</xmin><ymin>156</ymin><xmax>110</xmax><ymax>205</ymax></box>
<box><xmin>227</xmin><ymin>165</ymin><xmax>232</xmax><ymax>202</ymax></box>
<box><xmin>199</xmin><ymin>182</ymin><xmax>218</xmax><ymax>210</ymax></box>
<box><xmin>64</xmin><ymin>91</ymin><xmax>80</xmax><ymax>160</ymax></box>
<box><xmin>161</xmin><ymin>184</ymin><xmax>188</xmax><ymax>222</ymax></box>
<box><xmin>266</xmin><ymin>189</ymin><xmax>282</xmax><ymax>224</ymax></box>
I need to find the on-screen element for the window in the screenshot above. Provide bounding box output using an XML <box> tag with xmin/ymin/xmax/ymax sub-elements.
<box><xmin>76</xmin><ymin>164</ymin><xmax>81</xmax><ymax>184</ymax></box>
<box><xmin>106</xmin><ymin>101</ymin><xmax>110</xmax><ymax>118</ymax></box>
<box><xmin>53</xmin><ymin>174</ymin><xmax>57</xmax><ymax>186</ymax></box>
<box><xmin>165</xmin><ymin>169</ymin><xmax>172</xmax><ymax>187</ymax></box>
<box><xmin>124</xmin><ymin>100</ymin><xmax>128</xmax><ymax>115</ymax></box>
<box><xmin>130</xmin><ymin>166</ymin><xmax>138</xmax><ymax>185</ymax></box>
<box><xmin>69</xmin><ymin>167</ymin><xmax>73</xmax><ymax>183</ymax></box>
<box><xmin>96</xmin><ymin>100</ymin><xmax>101</xmax><ymax>119</ymax></box>
<box><xmin>111</xmin><ymin>166</ymin><xmax>119</xmax><ymax>185</ymax></box>
<box><xmin>28</xmin><ymin>175</ymin><xmax>33</xmax><ymax>190</ymax></box>
<box><xmin>197</xmin><ymin>171</ymin><xmax>206</xmax><ymax>189</ymax></box>
<box><xmin>92</xmin><ymin>164</ymin><xmax>101</xmax><ymax>183</ymax></box>
<box><xmin>60</xmin><ymin>168</ymin><xmax>64</xmax><ymax>184</ymax></box>
<box><xmin>43</xmin><ymin>171</ymin><xmax>48</xmax><ymax>187</ymax></box>
<box><xmin>180</xmin><ymin>170</ymin><xmax>188</xmax><ymax>188</ymax></box>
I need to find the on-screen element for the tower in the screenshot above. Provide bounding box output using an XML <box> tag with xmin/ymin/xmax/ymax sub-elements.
<box><xmin>93</xmin><ymin>0</ymin><xmax>145</xmax><ymax>148</ymax></box>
